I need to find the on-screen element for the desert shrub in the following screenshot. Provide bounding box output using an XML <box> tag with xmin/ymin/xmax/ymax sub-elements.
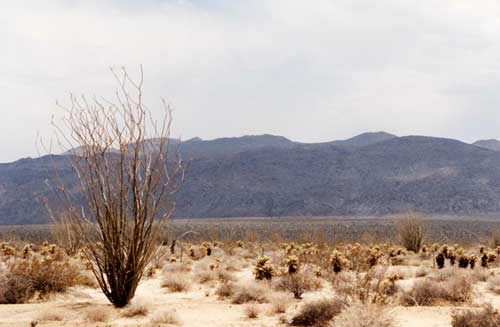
<box><xmin>194</xmin><ymin>271</ymin><xmax>217</xmax><ymax>284</ymax></box>
<box><xmin>122</xmin><ymin>298</ymin><xmax>151</xmax><ymax>317</ymax></box>
<box><xmin>273</xmin><ymin>272</ymin><xmax>320</xmax><ymax>299</ymax></box>
<box><xmin>397</xmin><ymin>216</ymin><xmax>424</xmax><ymax>253</ymax></box>
<box><xmin>244</xmin><ymin>304</ymin><xmax>260</xmax><ymax>319</ymax></box>
<box><xmin>0</xmin><ymin>256</ymin><xmax>79</xmax><ymax>304</ymax></box>
<box><xmin>290</xmin><ymin>298</ymin><xmax>346</xmax><ymax>326</ymax></box>
<box><xmin>231</xmin><ymin>283</ymin><xmax>269</xmax><ymax>304</ymax></box>
<box><xmin>333</xmin><ymin>303</ymin><xmax>394</xmax><ymax>327</ymax></box>
<box><xmin>85</xmin><ymin>306</ymin><xmax>112</xmax><ymax>323</ymax></box>
<box><xmin>150</xmin><ymin>310</ymin><xmax>181</xmax><ymax>325</ymax></box>
<box><xmin>161</xmin><ymin>275</ymin><xmax>190</xmax><ymax>293</ymax></box>
<box><xmin>215</xmin><ymin>282</ymin><xmax>234</xmax><ymax>300</ymax></box>
<box><xmin>451</xmin><ymin>304</ymin><xmax>500</xmax><ymax>327</ymax></box>
<box><xmin>401</xmin><ymin>276</ymin><xmax>472</xmax><ymax>306</ymax></box>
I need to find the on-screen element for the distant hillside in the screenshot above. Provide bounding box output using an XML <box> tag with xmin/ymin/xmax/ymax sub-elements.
<box><xmin>4</xmin><ymin>133</ymin><xmax>500</xmax><ymax>224</ymax></box>
<box><xmin>473</xmin><ymin>139</ymin><xmax>500</xmax><ymax>152</ymax></box>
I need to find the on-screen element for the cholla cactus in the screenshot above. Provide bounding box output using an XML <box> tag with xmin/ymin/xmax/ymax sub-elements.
<box><xmin>365</xmin><ymin>247</ymin><xmax>383</xmax><ymax>267</ymax></box>
<box><xmin>432</xmin><ymin>243</ymin><xmax>440</xmax><ymax>252</ymax></box>
<box><xmin>48</xmin><ymin>244</ymin><xmax>57</xmax><ymax>255</ymax></box>
<box><xmin>329</xmin><ymin>250</ymin><xmax>350</xmax><ymax>273</ymax></box>
<box><xmin>169</xmin><ymin>256</ymin><xmax>177</xmax><ymax>263</ymax></box>
<box><xmin>1</xmin><ymin>245</ymin><xmax>16</xmax><ymax>256</ymax></box>
<box><xmin>285</xmin><ymin>255</ymin><xmax>300</xmax><ymax>274</ymax></box>
<box><xmin>23</xmin><ymin>244</ymin><xmax>33</xmax><ymax>259</ymax></box>
<box><xmin>480</xmin><ymin>252</ymin><xmax>496</xmax><ymax>268</ymax></box>
<box><xmin>458</xmin><ymin>255</ymin><xmax>470</xmax><ymax>268</ymax></box>
<box><xmin>236</xmin><ymin>240</ymin><xmax>245</xmax><ymax>248</ymax></box>
<box><xmin>253</xmin><ymin>256</ymin><xmax>274</xmax><ymax>280</ymax></box>
<box><xmin>436</xmin><ymin>252</ymin><xmax>445</xmax><ymax>269</ymax></box>
<box><xmin>201</xmin><ymin>242</ymin><xmax>212</xmax><ymax>256</ymax></box>
<box><xmin>313</xmin><ymin>266</ymin><xmax>322</xmax><ymax>277</ymax></box>
<box><xmin>189</xmin><ymin>246</ymin><xmax>196</xmax><ymax>258</ymax></box>
<box><xmin>469</xmin><ymin>255</ymin><xmax>477</xmax><ymax>269</ymax></box>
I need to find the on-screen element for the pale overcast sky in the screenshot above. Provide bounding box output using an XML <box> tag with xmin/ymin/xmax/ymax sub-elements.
<box><xmin>2</xmin><ymin>0</ymin><xmax>500</xmax><ymax>162</ymax></box>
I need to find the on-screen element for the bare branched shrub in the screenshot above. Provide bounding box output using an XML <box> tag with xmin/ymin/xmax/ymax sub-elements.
<box><xmin>333</xmin><ymin>303</ymin><xmax>394</xmax><ymax>327</ymax></box>
<box><xmin>290</xmin><ymin>298</ymin><xmax>346</xmax><ymax>326</ymax></box>
<box><xmin>273</xmin><ymin>272</ymin><xmax>320</xmax><ymax>299</ymax></box>
<box><xmin>451</xmin><ymin>304</ymin><xmax>500</xmax><ymax>327</ymax></box>
<box><xmin>397</xmin><ymin>215</ymin><xmax>424</xmax><ymax>253</ymax></box>
<box><xmin>49</xmin><ymin>68</ymin><xmax>184</xmax><ymax>307</ymax></box>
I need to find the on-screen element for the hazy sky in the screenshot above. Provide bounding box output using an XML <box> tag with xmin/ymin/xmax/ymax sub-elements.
<box><xmin>2</xmin><ymin>0</ymin><xmax>500</xmax><ymax>162</ymax></box>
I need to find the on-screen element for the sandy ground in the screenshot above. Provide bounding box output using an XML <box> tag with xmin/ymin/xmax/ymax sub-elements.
<box><xmin>1</xmin><ymin>270</ymin><xmax>500</xmax><ymax>327</ymax></box>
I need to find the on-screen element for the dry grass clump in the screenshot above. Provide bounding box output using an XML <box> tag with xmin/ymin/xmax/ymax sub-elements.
<box><xmin>0</xmin><ymin>256</ymin><xmax>79</xmax><ymax>304</ymax></box>
<box><xmin>150</xmin><ymin>310</ymin><xmax>181</xmax><ymax>325</ymax></box>
<box><xmin>215</xmin><ymin>281</ymin><xmax>234</xmax><ymax>299</ymax></box>
<box><xmin>161</xmin><ymin>275</ymin><xmax>190</xmax><ymax>293</ymax></box>
<box><xmin>37</xmin><ymin>309</ymin><xmax>68</xmax><ymax>322</ymax></box>
<box><xmin>162</xmin><ymin>261</ymin><xmax>192</xmax><ymax>274</ymax></box>
<box><xmin>333</xmin><ymin>303</ymin><xmax>394</xmax><ymax>327</ymax></box>
<box><xmin>401</xmin><ymin>275</ymin><xmax>472</xmax><ymax>306</ymax></box>
<box><xmin>194</xmin><ymin>270</ymin><xmax>235</xmax><ymax>284</ymax></box>
<box><xmin>290</xmin><ymin>298</ymin><xmax>346</xmax><ymax>326</ymax></box>
<box><xmin>244</xmin><ymin>304</ymin><xmax>260</xmax><ymax>319</ymax></box>
<box><xmin>451</xmin><ymin>304</ymin><xmax>500</xmax><ymax>327</ymax></box>
<box><xmin>85</xmin><ymin>306</ymin><xmax>113</xmax><ymax>323</ymax></box>
<box><xmin>471</xmin><ymin>268</ymin><xmax>491</xmax><ymax>283</ymax></box>
<box><xmin>76</xmin><ymin>270</ymin><xmax>99</xmax><ymax>288</ymax></box>
<box><xmin>231</xmin><ymin>283</ymin><xmax>269</xmax><ymax>304</ymax></box>
<box><xmin>122</xmin><ymin>298</ymin><xmax>151</xmax><ymax>317</ymax></box>
<box><xmin>486</xmin><ymin>275</ymin><xmax>500</xmax><ymax>294</ymax></box>
<box><xmin>415</xmin><ymin>266</ymin><xmax>430</xmax><ymax>278</ymax></box>
<box><xmin>273</xmin><ymin>272</ymin><xmax>321</xmax><ymax>299</ymax></box>
<box><xmin>270</xmin><ymin>294</ymin><xmax>290</xmax><ymax>314</ymax></box>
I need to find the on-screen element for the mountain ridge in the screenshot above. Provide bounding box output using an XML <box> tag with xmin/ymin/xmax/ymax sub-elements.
<box><xmin>2</xmin><ymin>132</ymin><xmax>500</xmax><ymax>224</ymax></box>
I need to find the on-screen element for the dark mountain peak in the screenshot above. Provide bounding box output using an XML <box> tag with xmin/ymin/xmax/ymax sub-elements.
<box><xmin>473</xmin><ymin>139</ymin><xmax>500</xmax><ymax>151</ymax></box>
<box><xmin>331</xmin><ymin>131</ymin><xmax>397</xmax><ymax>147</ymax></box>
